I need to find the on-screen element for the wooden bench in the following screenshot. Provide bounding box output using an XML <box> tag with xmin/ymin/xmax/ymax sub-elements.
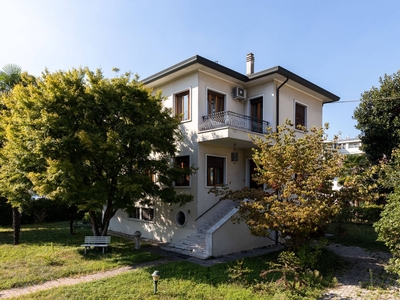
<box><xmin>81</xmin><ymin>236</ymin><xmax>111</xmax><ymax>254</ymax></box>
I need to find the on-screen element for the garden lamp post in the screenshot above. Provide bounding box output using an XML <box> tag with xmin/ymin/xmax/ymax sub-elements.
<box><xmin>152</xmin><ymin>270</ymin><xmax>160</xmax><ymax>294</ymax></box>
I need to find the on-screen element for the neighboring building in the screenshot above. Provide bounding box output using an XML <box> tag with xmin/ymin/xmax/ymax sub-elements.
<box><xmin>108</xmin><ymin>53</ymin><xmax>340</xmax><ymax>258</ymax></box>
<box><xmin>333</xmin><ymin>137</ymin><xmax>363</xmax><ymax>155</ymax></box>
<box><xmin>331</xmin><ymin>137</ymin><xmax>364</xmax><ymax>191</ymax></box>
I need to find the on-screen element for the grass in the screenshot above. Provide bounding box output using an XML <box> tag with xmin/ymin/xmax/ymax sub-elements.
<box><xmin>0</xmin><ymin>221</ymin><xmax>343</xmax><ymax>299</ymax></box>
<box><xmin>0</xmin><ymin>221</ymin><xmax>161</xmax><ymax>290</ymax></box>
<box><xmin>9</xmin><ymin>250</ymin><xmax>341</xmax><ymax>300</ymax></box>
<box><xmin>325</xmin><ymin>222</ymin><xmax>389</xmax><ymax>252</ymax></box>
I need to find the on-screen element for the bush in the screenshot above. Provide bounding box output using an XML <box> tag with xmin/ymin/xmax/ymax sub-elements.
<box><xmin>20</xmin><ymin>198</ymin><xmax>82</xmax><ymax>224</ymax></box>
<box><xmin>335</xmin><ymin>205</ymin><xmax>382</xmax><ymax>226</ymax></box>
<box><xmin>375</xmin><ymin>193</ymin><xmax>400</xmax><ymax>275</ymax></box>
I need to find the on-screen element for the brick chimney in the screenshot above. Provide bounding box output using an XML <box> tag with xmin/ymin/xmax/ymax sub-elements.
<box><xmin>246</xmin><ymin>53</ymin><xmax>254</xmax><ymax>75</ymax></box>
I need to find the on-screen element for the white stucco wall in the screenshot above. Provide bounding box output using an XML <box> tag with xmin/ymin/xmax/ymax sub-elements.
<box><xmin>277</xmin><ymin>83</ymin><xmax>324</xmax><ymax>129</ymax></box>
<box><xmin>246</xmin><ymin>82</ymin><xmax>275</xmax><ymax>130</ymax></box>
<box><xmin>209</xmin><ymin>211</ymin><xmax>275</xmax><ymax>257</ymax></box>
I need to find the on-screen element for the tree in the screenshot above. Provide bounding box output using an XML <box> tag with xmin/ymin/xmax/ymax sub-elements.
<box><xmin>212</xmin><ymin>120</ymin><xmax>342</xmax><ymax>250</ymax></box>
<box><xmin>0</xmin><ymin>67</ymin><xmax>194</xmax><ymax>236</ymax></box>
<box><xmin>337</xmin><ymin>154</ymin><xmax>381</xmax><ymax>207</ymax></box>
<box><xmin>374</xmin><ymin>149</ymin><xmax>400</xmax><ymax>276</ymax></box>
<box><xmin>0</xmin><ymin>64</ymin><xmax>23</xmax><ymax>245</ymax></box>
<box><xmin>0</xmin><ymin>64</ymin><xmax>22</xmax><ymax>93</ymax></box>
<box><xmin>354</xmin><ymin>71</ymin><xmax>400</xmax><ymax>163</ymax></box>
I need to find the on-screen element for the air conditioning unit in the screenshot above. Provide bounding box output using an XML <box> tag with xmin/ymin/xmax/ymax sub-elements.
<box><xmin>232</xmin><ymin>86</ymin><xmax>246</xmax><ymax>101</ymax></box>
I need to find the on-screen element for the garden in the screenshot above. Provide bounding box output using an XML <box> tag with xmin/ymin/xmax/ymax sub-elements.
<box><xmin>0</xmin><ymin>221</ymin><xmax>347</xmax><ymax>300</ymax></box>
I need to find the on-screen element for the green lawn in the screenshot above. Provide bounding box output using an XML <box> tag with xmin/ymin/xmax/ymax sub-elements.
<box><xmin>0</xmin><ymin>222</ymin><xmax>161</xmax><ymax>290</ymax></box>
<box><xmin>9</xmin><ymin>252</ymin><xmax>341</xmax><ymax>300</ymax></box>
<box><xmin>1</xmin><ymin>221</ymin><xmax>342</xmax><ymax>299</ymax></box>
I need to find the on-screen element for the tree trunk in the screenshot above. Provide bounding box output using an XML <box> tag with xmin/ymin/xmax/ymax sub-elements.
<box><xmin>12</xmin><ymin>207</ymin><xmax>20</xmax><ymax>245</ymax></box>
<box><xmin>89</xmin><ymin>210</ymin><xmax>101</xmax><ymax>236</ymax></box>
<box><xmin>68</xmin><ymin>205</ymin><xmax>77</xmax><ymax>235</ymax></box>
<box><xmin>101</xmin><ymin>199</ymin><xmax>117</xmax><ymax>236</ymax></box>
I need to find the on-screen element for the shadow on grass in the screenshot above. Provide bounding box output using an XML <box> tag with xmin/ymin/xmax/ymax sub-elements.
<box><xmin>0</xmin><ymin>221</ymin><xmax>162</xmax><ymax>265</ymax></box>
<box><xmin>0</xmin><ymin>221</ymin><xmax>92</xmax><ymax>246</ymax></box>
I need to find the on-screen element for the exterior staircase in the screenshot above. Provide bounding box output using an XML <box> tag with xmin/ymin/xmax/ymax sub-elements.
<box><xmin>161</xmin><ymin>201</ymin><xmax>237</xmax><ymax>259</ymax></box>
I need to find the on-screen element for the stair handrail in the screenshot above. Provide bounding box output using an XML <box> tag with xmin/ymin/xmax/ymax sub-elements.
<box><xmin>195</xmin><ymin>200</ymin><xmax>223</xmax><ymax>221</ymax></box>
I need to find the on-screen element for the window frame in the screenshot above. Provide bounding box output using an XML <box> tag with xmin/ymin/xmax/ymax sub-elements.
<box><xmin>174</xmin><ymin>155</ymin><xmax>191</xmax><ymax>187</ymax></box>
<box><xmin>127</xmin><ymin>206</ymin><xmax>155</xmax><ymax>222</ymax></box>
<box><xmin>206</xmin><ymin>155</ymin><xmax>226</xmax><ymax>187</ymax></box>
<box><xmin>174</xmin><ymin>89</ymin><xmax>191</xmax><ymax>122</ymax></box>
<box><xmin>206</xmin><ymin>89</ymin><xmax>226</xmax><ymax>115</ymax></box>
<box><xmin>294</xmin><ymin>101</ymin><xmax>307</xmax><ymax>129</ymax></box>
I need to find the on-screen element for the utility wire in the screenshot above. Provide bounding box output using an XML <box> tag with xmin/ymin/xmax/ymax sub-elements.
<box><xmin>329</xmin><ymin>97</ymin><xmax>400</xmax><ymax>104</ymax></box>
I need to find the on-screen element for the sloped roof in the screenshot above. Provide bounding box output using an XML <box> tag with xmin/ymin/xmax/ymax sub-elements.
<box><xmin>142</xmin><ymin>55</ymin><xmax>340</xmax><ymax>103</ymax></box>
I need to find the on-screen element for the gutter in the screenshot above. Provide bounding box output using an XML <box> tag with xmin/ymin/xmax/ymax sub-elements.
<box><xmin>276</xmin><ymin>77</ymin><xmax>289</xmax><ymax>131</ymax></box>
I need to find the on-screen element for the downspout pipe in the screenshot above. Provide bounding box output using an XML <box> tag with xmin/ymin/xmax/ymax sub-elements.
<box><xmin>276</xmin><ymin>77</ymin><xmax>289</xmax><ymax>132</ymax></box>
<box><xmin>274</xmin><ymin>77</ymin><xmax>288</xmax><ymax>246</ymax></box>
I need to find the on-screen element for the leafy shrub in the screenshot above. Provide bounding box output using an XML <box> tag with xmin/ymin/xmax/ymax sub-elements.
<box><xmin>20</xmin><ymin>198</ymin><xmax>83</xmax><ymax>224</ymax></box>
<box><xmin>335</xmin><ymin>205</ymin><xmax>382</xmax><ymax>226</ymax></box>
<box><xmin>297</xmin><ymin>240</ymin><xmax>326</xmax><ymax>270</ymax></box>
<box><xmin>226</xmin><ymin>259</ymin><xmax>251</xmax><ymax>286</ymax></box>
<box><xmin>375</xmin><ymin>192</ymin><xmax>400</xmax><ymax>276</ymax></box>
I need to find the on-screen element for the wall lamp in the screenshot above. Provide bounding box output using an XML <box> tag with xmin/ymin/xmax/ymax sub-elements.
<box><xmin>231</xmin><ymin>144</ymin><xmax>238</xmax><ymax>164</ymax></box>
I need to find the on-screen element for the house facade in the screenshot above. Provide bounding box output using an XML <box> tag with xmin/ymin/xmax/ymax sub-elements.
<box><xmin>334</xmin><ymin>137</ymin><xmax>363</xmax><ymax>155</ymax></box>
<box><xmin>331</xmin><ymin>137</ymin><xmax>363</xmax><ymax>191</ymax></box>
<box><xmin>108</xmin><ymin>54</ymin><xmax>340</xmax><ymax>258</ymax></box>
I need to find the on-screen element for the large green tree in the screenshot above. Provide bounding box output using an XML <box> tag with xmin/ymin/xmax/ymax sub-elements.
<box><xmin>0</xmin><ymin>67</ymin><xmax>194</xmax><ymax>236</ymax></box>
<box><xmin>212</xmin><ymin>121</ymin><xmax>342</xmax><ymax>250</ymax></box>
<box><xmin>374</xmin><ymin>148</ymin><xmax>400</xmax><ymax>276</ymax></box>
<box><xmin>0</xmin><ymin>64</ymin><xmax>23</xmax><ymax>245</ymax></box>
<box><xmin>354</xmin><ymin>71</ymin><xmax>400</xmax><ymax>163</ymax></box>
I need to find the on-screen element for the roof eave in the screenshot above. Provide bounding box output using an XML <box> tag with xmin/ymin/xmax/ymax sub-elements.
<box><xmin>249</xmin><ymin>66</ymin><xmax>340</xmax><ymax>103</ymax></box>
<box><xmin>142</xmin><ymin>55</ymin><xmax>248</xmax><ymax>85</ymax></box>
<box><xmin>142</xmin><ymin>56</ymin><xmax>340</xmax><ymax>103</ymax></box>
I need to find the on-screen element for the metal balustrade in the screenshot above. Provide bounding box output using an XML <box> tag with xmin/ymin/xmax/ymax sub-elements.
<box><xmin>199</xmin><ymin>111</ymin><xmax>269</xmax><ymax>134</ymax></box>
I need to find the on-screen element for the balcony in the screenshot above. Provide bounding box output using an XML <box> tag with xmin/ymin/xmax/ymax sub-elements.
<box><xmin>199</xmin><ymin>111</ymin><xmax>269</xmax><ymax>134</ymax></box>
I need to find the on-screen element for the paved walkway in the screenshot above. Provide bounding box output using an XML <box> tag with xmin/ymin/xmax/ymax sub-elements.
<box><xmin>0</xmin><ymin>243</ymin><xmax>399</xmax><ymax>299</ymax></box>
<box><xmin>322</xmin><ymin>243</ymin><xmax>399</xmax><ymax>300</ymax></box>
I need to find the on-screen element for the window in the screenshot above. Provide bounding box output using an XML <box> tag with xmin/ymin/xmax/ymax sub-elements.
<box><xmin>175</xmin><ymin>155</ymin><xmax>190</xmax><ymax>186</ymax></box>
<box><xmin>348</xmin><ymin>142</ymin><xmax>360</xmax><ymax>149</ymax></box>
<box><xmin>207</xmin><ymin>155</ymin><xmax>225</xmax><ymax>186</ymax></box>
<box><xmin>295</xmin><ymin>102</ymin><xmax>307</xmax><ymax>129</ymax></box>
<box><xmin>128</xmin><ymin>207</ymin><xmax>154</xmax><ymax>221</ymax></box>
<box><xmin>175</xmin><ymin>91</ymin><xmax>190</xmax><ymax>121</ymax></box>
<box><xmin>207</xmin><ymin>90</ymin><xmax>225</xmax><ymax>114</ymax></box>
<box><xmin>250</xmin><ymin>97</ymin><xmax>263</xmax><ymax>133</ymax></box>
<box><xmin>175</xmin><ymin>210</ymin><xmax>187</xmax><ymax>227</ymax></box>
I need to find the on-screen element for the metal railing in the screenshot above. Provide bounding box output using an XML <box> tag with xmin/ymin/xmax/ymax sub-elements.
<box><xmin>199</xmin><ymin>111</ymin><xmax>269</xmax><ymax>134</ymax></box>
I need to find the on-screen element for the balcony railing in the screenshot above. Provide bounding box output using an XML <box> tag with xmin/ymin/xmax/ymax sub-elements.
<box><xmin>199</xmin><ymin>111</ymin><xmax>269</xmax><ymax>134</ymax></box>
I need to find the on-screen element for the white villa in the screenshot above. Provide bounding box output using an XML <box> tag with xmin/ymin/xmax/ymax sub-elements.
<box><xmin>108</xmin><ymin>53</ymin><xmax>340</xmax><ymax>259</ymax></box>
<box><xmin>334</xmin><ymin>137</ymin><xmax>363</xmax><ymax>155</ymax></box>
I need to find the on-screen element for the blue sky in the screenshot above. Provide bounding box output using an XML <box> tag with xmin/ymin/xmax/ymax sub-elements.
<box><xmin>2</xmin><ymin>0</ymin><xmax>400</xmax><ymax>139</ymax></box>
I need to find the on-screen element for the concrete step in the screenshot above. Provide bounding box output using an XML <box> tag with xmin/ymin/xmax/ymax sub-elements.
<box><xmin>161</xmin><ymin>245</ymin><xmax>210</xmax><ymax>259</ymax></box>
<box><xmin>161</xmin><ymin>243</ymin><xmax>208</xmax><ymax>259</ymax></box>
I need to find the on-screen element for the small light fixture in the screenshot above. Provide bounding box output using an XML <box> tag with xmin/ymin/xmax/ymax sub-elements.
<box><xmin>231</xmin><ymin>144</ymin><xmax>238</xmax><ymax>164</ymax></box>
<box><xmin>152</xmin><ymin>270</ymin><xmax>160</xmax><ymax>294</ymax></box>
